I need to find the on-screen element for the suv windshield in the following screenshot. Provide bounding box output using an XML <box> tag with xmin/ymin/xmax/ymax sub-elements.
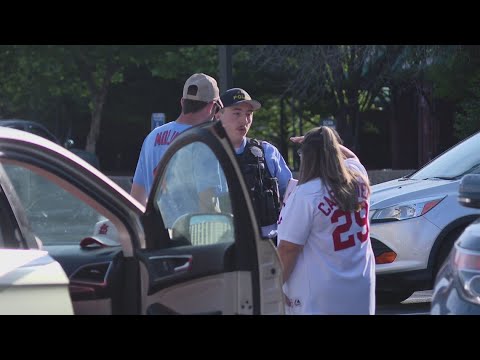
<box><xmin>411</xmin><ymin>132</ymin><xmax>480</xmax><ymax>180</ymax></box>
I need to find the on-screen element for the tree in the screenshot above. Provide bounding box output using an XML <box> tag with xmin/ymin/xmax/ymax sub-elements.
<box><xmin>249</xmin><ymin>45</ymin><xmax>456</xmax><ymax>152</ymax></box>
<box><xmin>60</xmin><ymin>45</ymin><xmax>178</xmax><ymax>153</ymax></box>
<box><xmin>0</xmin><ymin>45</ymin><xmax>177</xmax><ymax>153</ymax></box>
<box><xmin>426</xmin><ymin>45</ymin><xmax>480</xmax><ymax>140</ymax></box>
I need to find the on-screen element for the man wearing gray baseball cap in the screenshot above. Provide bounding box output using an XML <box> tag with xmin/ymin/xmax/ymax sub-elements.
<box><xmin>131</xmin><ymin>73</ymin><xmax>223</xmax><ymax>206</ymax></box>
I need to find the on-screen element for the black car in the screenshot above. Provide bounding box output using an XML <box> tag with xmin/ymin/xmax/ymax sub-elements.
<box><xmin>0</xmin><ymin>119</ymin><xmax>99</xmax><ymax>168</ymax></box>
<box><xmin>431</xmin><ymin>174</ymin><xmax>480</xmax><ymax>315</ymax></box>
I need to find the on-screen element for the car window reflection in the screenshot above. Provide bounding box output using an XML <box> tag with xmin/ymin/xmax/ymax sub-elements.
<box><xmin>154</xmin><ymin>142</ymin><xmax>233</xmax><ymax>247</ymax></box>
<box><xmin>2</xmin><ymin>164</ymin><xmax>106</xmax><ymax>246</ymax></box>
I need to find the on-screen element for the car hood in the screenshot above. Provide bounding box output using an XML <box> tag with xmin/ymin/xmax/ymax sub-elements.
<box><xmin>370</xmin><ymin>177</ymin><xmax>460</xmax><ymax>209</ymax></box>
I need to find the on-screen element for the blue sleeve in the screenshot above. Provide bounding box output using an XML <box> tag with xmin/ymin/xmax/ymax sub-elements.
<box><xmin>263</xmin><ymin>142</ymin><xmax>292</xmax><ymax>197</ymax></box>
<box><xmin>132</xmin><ymin>138</ymin><xmax>147</xmax><ymax>189</ymax></box>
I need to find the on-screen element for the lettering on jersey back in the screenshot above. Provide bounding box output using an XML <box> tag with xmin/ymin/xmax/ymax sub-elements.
<box><xmin>317</xmin><ymin>186</ymin><xmax>370</xmax><ymax>251</ymax></box>
<box><xmin>318</xmin><ymin>194</ymin><xmax>338</xmax><ymax>216</ymax></box>
<box><xmin>154</xmin><ymin>130</ymin><xmax>182</xmax><ymax>146</ymax></box>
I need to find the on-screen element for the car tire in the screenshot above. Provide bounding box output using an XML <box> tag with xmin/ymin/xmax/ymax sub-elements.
<box><xmin>376</xmin><ymin>290</ymin><xmax>413</xmax><ymax>305</ymax></box>
<box><xmin>433</xmin><ymin>226</ymin><xmax>466</xmax><ymax>278</ymax></box>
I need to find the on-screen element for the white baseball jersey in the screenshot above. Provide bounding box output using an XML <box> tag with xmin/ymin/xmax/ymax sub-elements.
<box><xmin>277</xmin><ymin>158</ymin><xmax>375</xmax><ymax>315</ymax></box>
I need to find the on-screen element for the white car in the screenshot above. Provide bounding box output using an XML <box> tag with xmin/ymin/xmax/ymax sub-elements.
<box><xmin>0</xmin><ymin>123</ymin><xmax>284</xmax><ymax>315</ymax></box>
<box><xmin>0</xmin><ymin>250</ymin><xmax>73</xmax><ymax>315</ymax></box>
<box><xmin>370</xmin><ymin>131</ymin><xmax>480</xmax><ymax>303</ymax></box>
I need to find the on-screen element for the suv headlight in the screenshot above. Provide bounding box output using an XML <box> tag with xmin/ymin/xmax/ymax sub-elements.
<box><xmin>370</xmin><ymin>196</ymin><xmax>445</xmax><ymax>223</ymax></box>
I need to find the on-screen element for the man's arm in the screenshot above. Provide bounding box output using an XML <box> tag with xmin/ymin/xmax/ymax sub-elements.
<box><xmin>130</xmin><ymin>183</ymin><xmax>147</xmax><ymax>207</ymax></box>
<box><xmin>339</xmin><ymin>144</ymin><xmax>359</xmax><ymax>161</ymax></box>
<box><xmin>193</xmin><ymin>144</ymin><xmax>222</xmax><ymax>213</ymax></box>
<box><xmin>277</xmin><ymin>240</ymin><xmax>303</xmax><ymax>283</ymax></box>
<box><xmin>263</xmin><ymin>142</ymin><xmax>292</xmax><ymax>197</ymax></box>
<box><xmin>199</xmin><ymin>187</ymin><xmax>220</xmax><ymax>213</ymax></box>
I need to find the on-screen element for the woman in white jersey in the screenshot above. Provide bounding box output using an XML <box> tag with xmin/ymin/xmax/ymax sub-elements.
<box><xmin>277</xmin><ymin>126</ymin><xmax>375</xmax><ymax>315</ymax></box>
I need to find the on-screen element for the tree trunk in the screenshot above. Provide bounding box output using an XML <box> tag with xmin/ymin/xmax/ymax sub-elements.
<box><xmin>390</xmin><ymin>86</ymin><xmax>400</xmax><ymax>169</ymax></box>
<box><xmin>336</xmin><ymin>108</ymin><xmax>354</xmax><ymax>149</ymax></box>
<box><xmin>352</xmin><ymin>108</ymin><xmax>361</xmax><ymax>153</ymax></box>
<box><xmin>85</xmin><ymin>86</ymin><xmax>107</xmax><ymax>154</ymax></box>
<box><xmin>279</xmin><ymin>97</ymin><xmax>289</xmax><ymax>163</ymax></box>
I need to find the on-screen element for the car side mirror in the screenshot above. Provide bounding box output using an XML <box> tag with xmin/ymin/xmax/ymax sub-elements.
<box><xmin>458</xmin><ymin>174</ymin><xmax>480</xmax><ymax>209</ymax></box>
<box><xmin>171</xmin><ymin>213</ymin><xmax>234</xmax><ymax>246</ymax></box>
<box><xmin>64</xmin><ymin>139</ymin><xmax>75</xmax><ymax>149</ymax></box>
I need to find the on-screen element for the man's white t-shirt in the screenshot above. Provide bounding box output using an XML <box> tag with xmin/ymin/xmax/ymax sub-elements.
<box><xmin>277</xmin><ymin>158</ymin><xmax>375</xmax><ymax>315</ymax></box>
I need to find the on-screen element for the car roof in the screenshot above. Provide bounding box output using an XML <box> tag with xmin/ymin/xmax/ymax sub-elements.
<box><xmin>0</xmin><ymin>119</ymin><xmax>47</xmax><ymax>127</ymax></box>
<box><xmin>0</xmin><ymin>119</ymin><xmax>60</xmax><ymax>142</ymax></box>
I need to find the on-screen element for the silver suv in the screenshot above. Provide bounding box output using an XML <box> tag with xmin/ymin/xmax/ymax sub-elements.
<box><xmin>370</xmin><ymin>131</ymin><xmax>480</xmax><ymax>303</ymax></box>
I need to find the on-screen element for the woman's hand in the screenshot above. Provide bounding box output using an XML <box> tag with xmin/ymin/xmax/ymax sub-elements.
<box><xmin>290</xmin><ymin>136</ymin><xmax>304</xmax><ymax>144</ymax></box>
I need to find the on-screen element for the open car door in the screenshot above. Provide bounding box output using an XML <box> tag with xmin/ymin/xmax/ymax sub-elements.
<box><xmin>137</xmin><ymin>121</ymin><xmax>284</xmax><ymax>315</ymax></box>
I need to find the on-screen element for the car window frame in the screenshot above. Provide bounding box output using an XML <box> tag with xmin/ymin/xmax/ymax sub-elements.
<box><xmin>0</xmin><ymin>128</ymin><xmax>145</xmax><ymax>256</ymax></box>
<box><xmin>0</xmin><ymin>163</ymin><xmax>39</xmax><ymax>249</ymax></box>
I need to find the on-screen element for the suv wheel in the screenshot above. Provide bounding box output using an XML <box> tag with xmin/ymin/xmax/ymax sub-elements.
<box><xmin>434</xmin><ymin>226</ymin><xmax>466</xmax><ymax>278</ymax></box>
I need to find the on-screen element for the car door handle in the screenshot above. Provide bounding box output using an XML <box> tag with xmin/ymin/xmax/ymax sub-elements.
<box><xmin>149</xmin><ymin>255</ymin><xmax>193</xmax><ymax>275</ymax></box>
<box><xmin>173</xmin><ymin>257</ymin><xmax>192</xmax><ymax>273</ymax></box>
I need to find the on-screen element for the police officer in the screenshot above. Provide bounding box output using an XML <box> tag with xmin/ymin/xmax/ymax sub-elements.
<box><xmin>215</xmin><ymin>88</ymin><xmax>292</xmax><ymax>242</ymax></box>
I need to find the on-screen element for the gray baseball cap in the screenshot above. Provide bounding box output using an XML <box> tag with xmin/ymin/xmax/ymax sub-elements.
<box><xmin>183</xmin><ymin>73</ymin><xmax>223</xmax><ymax>108</ymax></box>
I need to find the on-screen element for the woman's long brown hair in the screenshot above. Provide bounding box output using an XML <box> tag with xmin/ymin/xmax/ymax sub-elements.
<box><xmin>298</xmin><ymin>126</ymin><xmax>370</xmax><ymax>212</ymax></box>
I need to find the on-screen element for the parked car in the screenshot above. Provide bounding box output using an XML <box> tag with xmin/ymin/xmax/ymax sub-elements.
<box><xmin>0</xmin><ymin>119</ymin><xmax>99</xmax><ymax>168</ymax></box>
<box><xmin>370</xmin><ymin>131</ymin><xmax>480</xmax><ymax>304</ymax></box>
<box><xmin>431</xmin><ymin>174</ymin><xmax>480</xmax><ymax>314</ymax></box>
<box><xmin>0</xmin><ymin>122</ymin><xmax>284</xmax><ymax>315</ymax></box>
<box><xmin>0</xmin><ymin>249</ymin><xmax>74</xmax><ymax>315</ymax></box>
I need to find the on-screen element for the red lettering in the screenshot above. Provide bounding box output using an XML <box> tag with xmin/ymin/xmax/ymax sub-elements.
<box><xmin>154</xmin><ymin>133</ymin><xmax>162</xmax><ymax>146</ymax></box>
<box><xmin>169</xmin><ymin>131</ymin><xmax>180</xmax><ymax>144</ymax></box>
<box><xmin>318</xmin><ymin>202</ymin><xmax>331</xmax><ymax>216</ymax></box>
<box><xmin>161</xmin><ymin>131</ymin><xmax>169</xmax><ymax>145</ymax></box>
<box><xmin>332</xmin><ymin>209</ymin><xmax>355</xmax><ymax>251</ymax></box>
<box><xmin>331</xmin><ymin>201</ymin><xmax>370</xmax><ymax>251</ymax></box>
<box><xmin>324</xmin><ymin>195</ymin><xmax>337</xmax><ymax>210</ymax></box>
<box><xmin>154</xmin><ymin>130</ymin><xmax>183</xmax><ymax>147</ymax></box>
<box><xmin>355</xmin><ymin>203</ymin><xmax>369</xmax><ymax>242</ymax></box>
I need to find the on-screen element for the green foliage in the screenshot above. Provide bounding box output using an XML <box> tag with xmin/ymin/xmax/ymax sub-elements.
<box><xmin>149</xmin><ymin>45</ymin><xmax>218</xmax><ymax>80</ymax></box>
<box><xmin>423</xmin><ymin>46</ymin><xmax>480</xmax><ymax>139</ymax></box>
<box><xmin>249</xmin><ymin>97</ymin><xmax>323</xmax><ymax>145</ymax></box>
<box><xmin>426</xmin><ymin>46</ymin><xmax>479</xmax><ymax>102</ymax></box>
<box><xmin>0</xmin><ymin>45</ymin><xmax>475</xmax><ymax>168</ymax></box>
<box><xmin>454</xmin><ymin>72</ymin><xmax>480</xmax><ymax>139</ymax></box>
<box><xmin>0</xmin><ymin>45</ymin><xmax>175</xmax><ymax>150</ymax></box>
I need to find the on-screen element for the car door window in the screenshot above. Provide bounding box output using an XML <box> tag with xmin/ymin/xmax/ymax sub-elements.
<box><xmin>154</xmin><ymin>141</ymin><xmax>233</xmax><ymax>247</ymax></box>
<box><xmin>1</xmin><ymin>163</ymin><xmax>114</xmax><ymax>246</ymax></box>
